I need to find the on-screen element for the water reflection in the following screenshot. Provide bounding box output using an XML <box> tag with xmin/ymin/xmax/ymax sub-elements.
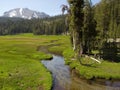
<box><xmin>41</xmin><ymin>55</ymin><xmax>120</xmax><ymax>90</ymax></box>
<box><xmin>42</xmin><ymin>55</ymin><xmax>71</xmax><ymax>90</ymax></box>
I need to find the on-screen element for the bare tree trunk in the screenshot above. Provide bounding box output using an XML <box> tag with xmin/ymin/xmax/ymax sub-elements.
<box><xmin>73</xmin><ymin>31</ymin><xmax>76</xmax><ymax>51</ymax></box>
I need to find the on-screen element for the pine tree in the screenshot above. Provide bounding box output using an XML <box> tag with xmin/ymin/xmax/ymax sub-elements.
<box><xmin>83</xmin><ymin>0</ymin><xmax>97</xmax><ymax>54</ymax></box>
<box><xmin>68</xmin><ymin>0</ymin><xmax>84</xmax><ymax>57</ymax></box>
<box><xmin>94</xmin><ymin>0</ymin><xmax>120</xmax><ymax>61</ymax></box>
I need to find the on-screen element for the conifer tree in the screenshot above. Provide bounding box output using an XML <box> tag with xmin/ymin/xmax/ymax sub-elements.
<box><xmin>83</xmin><ymin>0</ymin><xmax>97</xmax><ymax>54</ymax></box>
<box><xmin>68</xmin><ymin>0</ymin><xmax>84</xmax><ymax>57</ymax></box>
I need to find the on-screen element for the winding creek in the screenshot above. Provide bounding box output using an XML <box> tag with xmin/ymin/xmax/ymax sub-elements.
<box><xmin>41</xmin><ymin>55</ymin><xmax>120</xmax><ymax>90</ymax></box>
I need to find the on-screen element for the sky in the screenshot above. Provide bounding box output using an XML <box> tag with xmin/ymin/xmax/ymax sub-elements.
<box><xmin>0</xmin><ymin>0</ymin><xmax>100</xmax><ymax>16</ymax></box>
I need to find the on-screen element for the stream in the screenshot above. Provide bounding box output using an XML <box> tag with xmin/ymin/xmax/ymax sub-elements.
<box><xmin>41</xmin><ymin>55</ymin><xmax>120</xmax><ymax>90</ymax></box>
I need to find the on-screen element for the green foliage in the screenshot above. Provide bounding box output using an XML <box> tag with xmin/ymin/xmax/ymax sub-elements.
<box><xmin>94</xmin><ymin>0</ymin><xmax>120</xmax><ymax>39</ymax></box>
<box><xmin>83</xmin><ymin>0</ymin><xmax>97</xmax><ymax>54</ymax></box>
<box><xmin>93</xmin><ymin>0</ymin><xmax>120</xmax><ymax>61</ymax></box>
<box><xmin>68</xmin><ymin>0</ymin><xmax>84</xmax><ymax>56</ymax></box>
<box><xmin>102</xmin><ymin>42</ymin><xmax>118</xmax><ymax>61</ymax></box>
<box><xmin>0</xmin><ymin>15</ymin><xmax>67</xmax><ymax>35</ymax></box>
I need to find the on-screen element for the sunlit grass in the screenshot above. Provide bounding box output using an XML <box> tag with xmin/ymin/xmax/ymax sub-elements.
<box><xmin>0</xmin><ymin>33</ymin><xmax>59</xmax><ymax>90</ymax></box>
<box><xmin>0</xmin><ymin>33</ymin><xmax>120</xmax><ymax>90</ymax></box>
<box><xmin>63</xmin><ymin>48</ymin><xmax>120</xmax><ymax>80</ymax></box>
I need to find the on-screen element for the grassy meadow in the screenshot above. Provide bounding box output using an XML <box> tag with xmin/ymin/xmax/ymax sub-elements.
<box><xmin>0</xmin><ymin>33</ymin><xmax>70</xmax><ymax>90</ymax></box>
<box><xmin>63</xmin><ymin>48</ymin><xmax>120</xmax><ymax>80</ymax></box>
<box><xmin>0</xmin><ymin>33</ymin><xmax>120</xmax><ymax>90</ymax></box>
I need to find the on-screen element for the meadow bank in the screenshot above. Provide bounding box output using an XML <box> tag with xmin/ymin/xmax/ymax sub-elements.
<box><xmin>0</xmin><ymin>34</ymin><xmax>120</xmax><ymax>90</ymax></box>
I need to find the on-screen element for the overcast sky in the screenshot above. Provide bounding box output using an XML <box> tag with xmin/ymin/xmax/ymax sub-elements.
<box><xmin>0</xmin><ymin>0</ymin><xmax>101</xmax><ymax>16</ymax></box>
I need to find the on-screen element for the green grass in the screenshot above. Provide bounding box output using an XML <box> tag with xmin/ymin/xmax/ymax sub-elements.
<box><xmin>47</xmin><ymin>36</ymin><xmax>71</xmax><ymax>55</ymax></box>
<box><xmin>0</xmin><ymin>33</ymin><xmax>120</xmax><ymax>90</ymax></box>
<box><xmin>0</xmin><ymin>34</ymin><xmax>59</xmax><ymax>90</ymax></box>
<box><xmin>63</xmin><ymin>48</ymin><xmax>120</xmax><ymax>80</ymax></box>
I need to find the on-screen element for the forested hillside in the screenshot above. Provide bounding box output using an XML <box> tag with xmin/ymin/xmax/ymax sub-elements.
<box><xmin>0</xmin><ymin>0</ymin><xmax>119</xmax><ymax>38</ymax></box>
<box><xmin>66</xmin><ymin>0</ymin><xmax>120</xmax><ymax>61</ymax></box>
<box><xmin>0</xmin><ymin>15</ymin><xmax>67</xmax><ymax>35</ymax></box>
<box><xmin>94</xmin><ymin>0</ymin><xmax>120</xmax><ymax>38</ymax></box>
<box><xmin>94</xmin><ymin>0</ymin><xmax>120</xmax><ymax>60</ymax></box>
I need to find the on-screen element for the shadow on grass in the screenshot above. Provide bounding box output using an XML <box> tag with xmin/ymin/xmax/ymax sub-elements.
<box><xmin>103</xmin><ymin>55</ymin><xmax>120</xmax><ymax>63</ymax></box>
<box><xmin>36</xmin><ymin>44</ymin><xmax>63</xmax><ymax>56</ymax></box>
<box><xmin>78</xmin><ymin>57</ymin><xmax>98</xmax><ymax>68</ymax></box>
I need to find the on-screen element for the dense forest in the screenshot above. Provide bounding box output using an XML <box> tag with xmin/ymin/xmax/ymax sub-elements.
<box><xmin>94</xmin><ymin>0</ymin><xmax>120</xmax><ymax>39</ymax></box>
<box><xmin>66</xmin><ymin>0</ymin><xmax>120</xmax><ymax>61</ymax></box>
<box><xmin>93</xmin><ymin>0</ymin><xmax>120</xmax><ymax>60</ymax></box>
<box><xmin>0</xmin><ymin>0</ymin><xmax>119</xmax><ymax>38</ymax></box>
<box><xmin>0</xmin><ymin>15</ymin><xmax>67</xmax><ymax>35</ymax></box>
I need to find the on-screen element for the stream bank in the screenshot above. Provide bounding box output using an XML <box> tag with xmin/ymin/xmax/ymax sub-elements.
<box><xmin>38</xmin><ymin>45</ymin><xmax>120</xmax><ymax>90</ymax></box>
<box><xmin>41</xmin><ymin>54</ymin><xmax>120</xmax><ymax>90</ymax></box>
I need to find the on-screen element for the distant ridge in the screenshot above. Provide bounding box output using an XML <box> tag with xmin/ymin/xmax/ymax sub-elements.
<box><xmin>3</xmin><ymin>8</ymin><xmax>50</xmax><ymax>19</ymax></box>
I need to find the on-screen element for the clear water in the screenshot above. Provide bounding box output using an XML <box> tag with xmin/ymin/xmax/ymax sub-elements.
<box><xmin>41</xmin><ymin>55</ymin><xmax>120</xmax><ymax>90</ymax></box>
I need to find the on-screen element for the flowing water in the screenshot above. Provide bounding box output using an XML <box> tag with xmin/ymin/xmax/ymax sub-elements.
<box><xmin>41</xmin><ymin>55</ymin><xmax>120</xmax><ymax>90</ymax></box>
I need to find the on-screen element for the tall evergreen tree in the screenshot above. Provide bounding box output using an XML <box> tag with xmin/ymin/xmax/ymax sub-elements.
<box><xmin>83</xmin><ymin>0</ymin><xmax>97</xmax><ymax>54</ymax></box>
<box><xmin>68</xmin><ymin>0</ymin><xmax>84</xmax><ymax>57</ymax></box>
<box><xmin>94</xmin><ymin>0</ymin><xmax>120</xmax><ymax>61</ymax></box>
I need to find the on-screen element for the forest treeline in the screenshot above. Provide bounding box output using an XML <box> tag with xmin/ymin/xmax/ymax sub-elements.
<box><xmin>66</xmin><ymin>0</ymin><xmax>120</xmax><ymax>61</ymax></box>
<box><xmin>94</xmin><ymin>0</ymin><xmax>120</xmax><ymax>39</ymax></box>
<box><xmin>0</xmin><ymin>0</ymin><xmax>119</xmax><ymax>38</ymax></box>
<box><xmin>93</xmin><ymin>0</ymin><xmax>120</xmax><ymax>60</ymax></box>
<box><xmin>0</xmin><ymin>15</ymin><xmax>67</xmax><ymax>35</ymax></box>
<box><xmin>0</xmin><ymin>0</ymin><xmax>119</xmax><ymax>37</ymax></box>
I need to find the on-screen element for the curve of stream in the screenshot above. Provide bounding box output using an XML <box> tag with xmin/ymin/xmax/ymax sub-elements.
<box><xmin>41</xmin><ymin>55</ymin><xmax>120</xmax><ymax>90</ymax></box>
